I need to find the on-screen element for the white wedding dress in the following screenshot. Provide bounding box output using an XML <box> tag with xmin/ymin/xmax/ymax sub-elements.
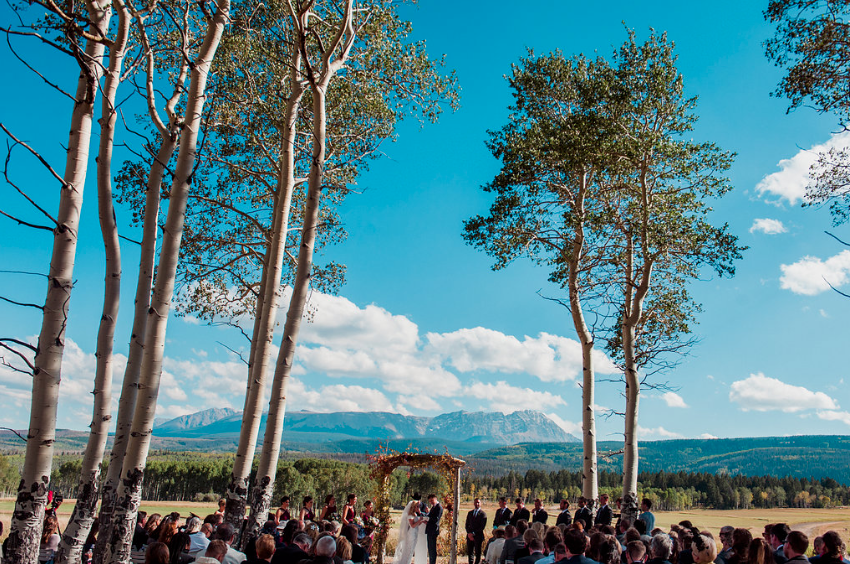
<box><xmin>395</xmin><ymin>501</ymin><xmax>428</xmax><ymax>564</ymax></box>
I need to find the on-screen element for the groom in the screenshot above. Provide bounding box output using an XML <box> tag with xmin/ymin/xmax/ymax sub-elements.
<box><xmin>425</xmin><ymin>494</ymin><xmax>443</xmax><ymax>564</ymax></box>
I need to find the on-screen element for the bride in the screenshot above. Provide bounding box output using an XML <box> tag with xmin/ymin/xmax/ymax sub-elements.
<box><xmin>395</xmin><ymin>498</ymin><xmax>428</xmax><ymax>564</ymax></box>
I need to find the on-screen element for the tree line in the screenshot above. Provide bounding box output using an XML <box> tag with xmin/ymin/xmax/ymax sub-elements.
<box><xmin>4</xmin><ymin>453</ymin><xmax>847</xmax><ymax>512</ymax></box>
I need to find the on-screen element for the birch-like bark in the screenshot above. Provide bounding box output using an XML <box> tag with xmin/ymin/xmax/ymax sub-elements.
<box><xmin>568</xmin><ymin>174</ymin><xmax>599</xmax><ymax>509</ymax></box>
<box><xmin>224</xmin><ymin>45</ymin><xmax>304</xmax><ymax>535</ymax></box>
<box><xmin>243</xmin><ymin>3</ymin><xmax>354</xmax><ymax>543</ymax></box>
<box><xmin>93</xmin><ymin>21</ymin><xmax>187</xmax><ymax>559</ymax></box>
<box><xmin>4</xmin><ymin>5</ymin><xmax>110</xmax><ymax>563</ymax></box>
<box><xmin>102</xmin><ymin>1</ymin><xmax>230</xmax><ymax>560</ymax></box>
<box><xmin>55</xmin><ymin>1</ymin><xmax>130</xmax><ymax>561</ymax></box>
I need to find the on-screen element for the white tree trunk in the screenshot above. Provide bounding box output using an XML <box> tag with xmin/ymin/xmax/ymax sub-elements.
<box><xmin>102</xmin><ymin>2</ymin><xmax>230</xmax><ymax>561</ymax></box>
<box><xmin>55</xmin><ymin>0</ymin><xmax>129</xmax><ymax>561</ymax></box>
<box><xmin>224</xmin><ymin>48</ymin><xmax>304</xmax><ymax>535</ymax></box>
<box><xmin>4</xmin><ymin>6</ymin><xmax>110</xmax><ymax>562</ymax></box>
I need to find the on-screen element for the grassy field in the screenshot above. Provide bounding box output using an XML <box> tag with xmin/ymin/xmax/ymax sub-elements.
<box><xmin>2</xmin><ymin>499</ymin><xmax>849</xmax><ymax>547</ymax></box>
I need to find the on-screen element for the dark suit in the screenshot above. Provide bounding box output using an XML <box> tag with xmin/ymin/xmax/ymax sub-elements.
<box><xmin>272</xmin><ymin>545</ymin><xmax>309</xmax><ymax>564</ymax></box>
<box><xmin>493</xmin><ymin>507</ymin><xmax>512</xmax><ymax>528</ymax></box>
<box><xmin>518</xmin><ymin>554</ymin><xmax>546</xmax><ymax>564</ymax></box>
<box><xmin>594</xmin><ymin>504</ymin><xmax>613</xmax><ymax>526</ymax></box>
<box><xmin>561</xmin><ymin>555</ymin><xmax>600</xmax><ymax>564</ymax></box>
<box><xmin>466</xmin><ymin>508</ymin><xmax>487</xmax><ymax>564</ymax></box>
<box><xmin>426</xmin><ymin>502</ymin><xmax>443</xmax><ymax>564</ymax></box>
<box><xmin>574</xmin><ymin>507</ymin><xmax>591</xmax><ymax>529</ymax></box>
<box><xmin>774</xmin><ymin>547</ymin><xmax>788</xmax><ymax>564</ymax></box>
<box><xmin>556</xmin><ymin>509</ymin><xmax>571</xmax><ymax>526</ymax></box>
<box><xmin>531</xmin><ymin>509</ymin><xmax>548</xmax><ymax>525</ymax></box>
<box><xmin>510</xmin><ymin>507</ymin><xmax>530</xmax><ymax>526</ymax></box>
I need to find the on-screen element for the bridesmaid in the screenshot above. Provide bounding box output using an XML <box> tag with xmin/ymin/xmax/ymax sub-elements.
<box><xmin>341</xmin><ymin>494</ymin><xmax>357</xmax><ymax>525</ymax></box>
<box><xmin>275</xmin><ymin>496</ymin><xmax>291</xmax><ymax>524</ymax></box>
<box><xmin>320</xmin><ymin>494</ymin><xmax>337</xmax><ymax>522</ymax></box>
<box><xmin>300</xmin><ymin>495</ymin><xmax>315</xmax><ymax>522</ymax></box>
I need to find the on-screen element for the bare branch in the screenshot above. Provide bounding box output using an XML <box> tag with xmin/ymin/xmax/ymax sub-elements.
<box><xmin>0</xmin><ymin>209</ymin><xmax>54</xmax><ymax>232</ymax></box>
<box><xmin>0</xmin><ymin>270</ymin><xmax>48</xmax><ymax>278</ymax></box>
<box><xmin>3</xmin><ymin>31</ymin><xmax>76</xmax><ymax>99</ymax></box>
<box><xmin>0</xmin><ymin>296</ymin><xmax>44</xmax><ymax>310</ymax></box>
<box><xmin>825</xmin><ymin>230</ymin><xmax>850</xmax><ymax>247</ymax></box>
<box><xmin>0</xmin><ymin>426</ymin><xmax>27</xmax><ymax>442</ymax></box>
<box><xmin>216</xmin><ymin>340</ymin><xmax>249</xmax><ymax>365</ymax></box>
<box><xmin>119</xmin><ymin>234</ymin><xmax>142</xmax><ymax>245</ymax></box>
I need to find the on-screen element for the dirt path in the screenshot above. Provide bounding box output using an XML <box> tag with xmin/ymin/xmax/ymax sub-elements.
<box><xmin>793</xmin><ymin>521</ymin><xmax>847</xmax><ymax>538</ymax></box>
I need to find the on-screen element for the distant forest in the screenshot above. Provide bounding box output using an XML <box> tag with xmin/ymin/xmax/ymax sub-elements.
<box><xmin>1</xmin><ymin>452</ymin><xmax>847</xmax><ymax>511</ymax></box>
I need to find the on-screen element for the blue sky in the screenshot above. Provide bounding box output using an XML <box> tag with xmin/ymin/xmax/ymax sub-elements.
<box><xmin>1</xmin><ymin>0</ymin><xmax>849</xmax><ymax>442</ymax></box>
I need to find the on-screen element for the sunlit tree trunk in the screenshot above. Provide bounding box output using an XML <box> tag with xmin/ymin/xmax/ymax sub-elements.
<box><xmin>102</xmin><ymin>1</ymin><xmax>230</xmax><ymax>560</ymax></box>
<box><xmin>93</xmin><ymin>16</ymin><xmax>187</xmax><ymax>559</ymax></box>
<box><xmin>4</xmin><ymin>4</ymin><xmax>110</xmax><ymax>562</ymax></box>
<box><xmin>55</xmin><ymin>0</ymin><xmax>130</xmax><ymax>561</ymax></box>
<box><xmin>224</xmin><ymin>46</ymin><xmax>304</xmax><ymax>536</ymax></box>
<box><xmin>243</xmin><ymin>3</ymin><xmax>354</xmax><ymax>543</ymax></box>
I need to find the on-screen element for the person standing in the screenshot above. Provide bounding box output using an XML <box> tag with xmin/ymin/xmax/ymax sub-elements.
<box><xmin>493</xmin><ymin>498</ymin><xmax>512</xmax><ymax>529</ymax></box>
<box><xmin>555</xmin><ymin>500</ymin><xmax>571</xmax><ymax>527</ymax></box>
<box><xmin>510</xmin><ymin>499</ymin><xmax>530</xmax><ymax>527</ymax></box>
<box><xmin>637</xmin><ymin>499</ymin><xmax>654</xmax><ymax>533</ymax></box>
<box><xmin>466</xmin><ymin>498</ymin><xmax>488</xmax><ymax>564</ymax></box>
<box><xmin>426</xmin><ymin>494</ymin><xmax>443</xmax><ymax>564</ymax></box>
<box><xmin>594</xmin><ymin>495</ymin><xmax>613</xmax><ymax>527</ymax></box>
<box><xmin>531</xmin><ymin>500</ymin><xmax>548</xmax><ymax>525</ymax></box>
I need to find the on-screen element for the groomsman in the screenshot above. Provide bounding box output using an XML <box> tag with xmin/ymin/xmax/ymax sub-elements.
<box><xmin>466</xmin><ymin>498</ymin><xmax>487</xmax><ymax>564</ymax></box>
<box><xmin>426</xmin><ymin>494</ymin><xmax>443</xmax><ymax>564</ymax></box>
<box><xmin>493</xmin><ymin>497</ymin><xmax>512</xmax><ymax>528</ymax></box>
<box><xmin>556</xmin><ymin>499</ymin><xmax>572</xmax><ymax>526</ymax></box>
<box><xmin>531</xmin><ymin>499</ymin><xmax>548</xmax><ymax>525</ymax></box>
<box><xmin>509</xmin><ymin>498</ymin><xmax>530</xmax><ymax>526</ymax></box>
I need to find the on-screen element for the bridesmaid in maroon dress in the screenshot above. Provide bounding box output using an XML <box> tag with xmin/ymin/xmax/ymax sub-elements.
<box><xmin>341</xmin><ymin>494</ymin><xmax>357</xmax><ymax>525</ymax></box>
<box><xmin>300</xmin><ymin>495</ymin><xmax>315</xmax><ymax>522</ymax></box>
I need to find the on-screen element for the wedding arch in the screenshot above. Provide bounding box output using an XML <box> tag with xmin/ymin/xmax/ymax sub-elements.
<box><xmin>368</xmin><ymin>451</ymin><xmax>467</xmax><ymax>564</ymax></box>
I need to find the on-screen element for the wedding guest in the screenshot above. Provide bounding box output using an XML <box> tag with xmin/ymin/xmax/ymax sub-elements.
<box><xmin>637</xmin><ymin>501</ymin><xmax>654</xmax><ymax>534</ymax></box>
<box><xmin>216</xmin><ymin>500</ymin><xmax>227</xmax><ymax>517</ymax></box>
<box><xmin>518</xmin><ymin>539</ymin><xmax>547</xmax><ymax>564</ymax></box>
<box><xmin>147</xmin><ymin>543</ymin><xmax>171</xmax><ymax>564</ymax></box>
<box><xmin>272</xmin><ymin>533</ymin><xmax>312</xmax><ymax>564</ymax></box>
<box><xmin>716</xmin><ymin>527</ymin><xmax>734</xmax><ymax>564</ymax></box>
<box><xmin>562</xmin><ymin>529</ymin><xmax>595</xmax><ymax>564</ymax></box>
<box><xmin>215</xmin><ymin>523</ymin><xmax>247</xmax><ymax>564</ymax></box>
<box><xmin>627</xmin><ymin>541</ymin><xmax>647</xmax><ymax>564</ymax></box>
<box><xmin>340</xmin><ymin>524</ymin><xmax>368</xmax><ymax>564</ymax></box>
<box><xmin>342</xmin><ymin>495</ymin><xmax>357</xmax><ymax>525</ymax></box>
<box><xmin>487</xmin><ymin>530</ymin><xmax>507</xmax><ymax>564</ymax></box>
<box><xmin>320</xmin><ymin>495</ymin><xmax>338</xmax><ymax>522</ymax></box>
<box><xmin>817</xmin><ymin>532</ymin><xmax>845</xmax><ymax>564</ymax></box>
<box><xmin>145</xmin><ymin>514</ymin><xmax>163</xmax><ymax>545</ymax></box>
<box><xmin>725</xmin><ymin>529</ymin><xmax>753</xmax><ymax>564</ymax></box>
<box><xmin>134</xmin><ymin>512</ymin><xmax>149</xmax><ymax>550</ymax></box>
<box><xmin>597</xmin><ymin>535</ymin><xmax>621</xmax><ymax>564</ymax></box>
<box><xmin>336</xmin><ymin>537</ymin><xmax>354</xmax><ymax>564</ymax></box>
<box><xmin>39</xmin><ymin>514</ymin><xmax>61</xmax><ymax>564</ymax></box>
<box><xmin>277</xmin><ymin>497</ymin><xmax>292</xmax><ymax>524</ymax></box>
<box><xmin>783</xmin><ymin>532</ymin><xmax>809</xmax><ymax>564</ymax></box>
<box><xmin>169</xmin><ymin>532</ymin><xmax>196</xmax><ymax>564</ymax></box>
<box><xmin>514</xmin><ymin>529</ymin><xmax>539</xmax><ymax>562</ymax></box>
<box><xmin>187</xmin><ymin>516</ymin><xmax>210</xmax><ymax>555</ymax></box>
<box><xmin>246</xmin><ymin>534</ymin><xmax>275</xmax><ymax>564</ymax></box>
<box><xmin>692</xmin><ymin>534</ymin><xmax>717</xmax><ymax>564</ymax></box>
<box><xmin>748</xmin><ymin>539</ymin><xmax>775</xmax><ymax>564</ymax></box>
<box><xmin>647</xmin><ymin>535</ymin><xmax>674</xmax><ymax>564</ymax></box>
<box><xmin>197</xmin><ymin>541</ymin><xmax>229</xmax><ymax>564</ymax></box>
<box><xmin>500</xmin><ymin>523</ymin><xmax>525</xmax><ymax>564</ymax></box>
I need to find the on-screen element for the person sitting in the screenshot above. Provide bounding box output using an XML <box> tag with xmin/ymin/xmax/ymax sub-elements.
<box><xmin>716</xmin><ymin>527</ymin><xmax>734</xmax><ymax>564</ymax></box>
<box><xmin>335</xmin><ymin>537</ymin><xmax>354</xmax><ymax>564</ymax></box>
<box><xmin>692</xmin><ymin>534</ymin><xmax>717</xmax><ymax>564</ymax></box>
<box><xmin>749</xmin><ymin>538</ymin><xmax>775</xmax><ymax>564</ymax></box>
<box><xmin>246</xmin><ymin>534</ymin><xmax>275</xmax><ymax>564</ymax></box>
<box><xmin>339</xmin><ymin>525</ymin><xmax>367</xmax><ymax>564</ymax></box>
<box><xmin>186</xmin><ymin>517</ymin><xmax>210</xmax><ymax>556</ymax></box>
<box><xmin>311</xmin><ymin>536</ymin><xmax>337</xmax><ymax>564</ymax></box>
<box><xmin>487</xmin><ymin>530</ymin><xmax>507</xmax><ymax>564</ymax></box>
<box><xmin>561</xmin><ymin>529</ymin><xmax>596</xmax><ymax>564</ymax></box>
<box><xmin>626</xmin><ymin>541</ymin><xmax>647</xmax><ymax>564</ymax></box>
<box><xmin>501</xmin><ymin>523</ymin><xmax>527</xmax><ymax>564</ymax></box>
<box><xmin>811</xmin><ymin>537</ymin><xmax>825</xmax><ymax>564</ymax></box>
<box><xmin>146</xmin><ymin>543</ymin><xmax>171</xmax><ymax>564</ymax></box>
<box><xmin>216</xmin><ymin>500</ymin><xmax>227</xmax><ymax>517</ymax></box>
<box><xmin>647</xmin><ymin>535</ymin><xmax>674</xmax><ymax>564</ymax></box>
<box><xmin>783</xmin><ymin>532</ymin><xmax>809</xmax><ymax>564</ymax></box>
<box><xmin>169</xmin><ymin>532</ymin><xmax>196</xmax><ymax>564</ymax></box>
<box><xmin>197</xmin><ymin>540</ymin><xmax>229</xmax><ymax>564</ymax></box>
<box><xmin>273</xmin><ymin>533</ymin><xmax>312</xmax><ymax>564</ymax></box>
<box><xmin>215</xmin><ymin>523</ymin><xmax>246</xmax><ymax>564</ymax></box>
<box><xmin>770</xmin><ymin>524</ymin><xmax>791</xmax><ymax>564</ymax></box>
<box><xmin>816</xmin><ymin>532</ymin><xmax>846</xmax><ymax>564</ymax></box>
<box><xmin>725</xmin><ymin>530</ymin><xmax>752</xmax><ymax>564</ymax></box>
<box><xmin>519</xmin><ymin>539</ymin><xmax>547</xmax><ymax>564</ymax></box>
<box><xmin>515</xmin><ymin>530</ymin><xmax>539</xmax><ymax>562</ymax></box>
<box><xmin>537</xmin><ymin>529</ymin><xmax>564</xmax><ymax>564</ymax></box>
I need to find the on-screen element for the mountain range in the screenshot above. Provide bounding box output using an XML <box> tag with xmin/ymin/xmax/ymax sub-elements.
<box><xmin>153</xmin><ymin>408</ymin><xmax>578</xmax><ymax>446</ymax></box>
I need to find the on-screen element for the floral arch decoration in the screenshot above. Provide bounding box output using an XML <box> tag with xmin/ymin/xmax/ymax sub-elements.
<box><xmin>368</xmin><ymin>451</ymin><xmax>467</xmax><ymax>564</ymax></box>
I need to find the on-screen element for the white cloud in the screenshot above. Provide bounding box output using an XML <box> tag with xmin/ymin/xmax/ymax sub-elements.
<box><xmin>817</xmin><ymin>410</ymin><xmax>850</xmax><ymax>426</ymax></box>
<box><xmin>288</xmin><ymin>379</ymin><xmax>396</xmax><ymax>413</ymax></box>
<box><xmin>699</xmin><ymin>433</ymin><xmax>718</xmax><ymax>439</ymax></box>
<box><xmin>638</xmin><ymin>426</ymin><xmax>683</xmax><ymax>439</ymax></box>
<box><xmin>546</xmin><ymin>412</ymin><xmax>582</xmax><ymax>436</ymax></box>
<box><xmin>780</xmin><ymin>250</ymin><xmax>850</xmax><ymax>295</ymax></box>
<box><xmin>427</xmin><ymin>328</ymin><xmax>618</xmax><ymax>382</ymax></box>
<box><xmin>755</xmin><ymin>132</ymin><xmax>850</xmax><ymax>205</ymax></box>
<box><xmin>729</xmin><ymin>373</ymin><xmax>838</xmax><ymax>412</ymax></box>
<box><xmin>464</xmin><ymin>381</ymin><xmax>566</xmax><ymax>414</ymax></box>
<box><xmin>661</xmin><ymin>392</ymin><xmax>689</xmax><ymax>408</ymax></box>
<box><xmin>749</xmin><ymin>218</ymin><xmax>787</xmax><ymax>235</ymax></box>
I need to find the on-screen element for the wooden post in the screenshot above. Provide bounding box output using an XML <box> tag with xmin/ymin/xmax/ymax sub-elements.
<box><xmin>450</xmin><ymin>466</ymin><xmax>461</xmax><ymax>564</ymax></box>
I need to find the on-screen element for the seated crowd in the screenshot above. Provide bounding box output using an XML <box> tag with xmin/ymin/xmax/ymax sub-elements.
<box><xmin>479</xmin><ymin>495</ymin><xmax>848</xmax><ymax>564</ymax></box>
